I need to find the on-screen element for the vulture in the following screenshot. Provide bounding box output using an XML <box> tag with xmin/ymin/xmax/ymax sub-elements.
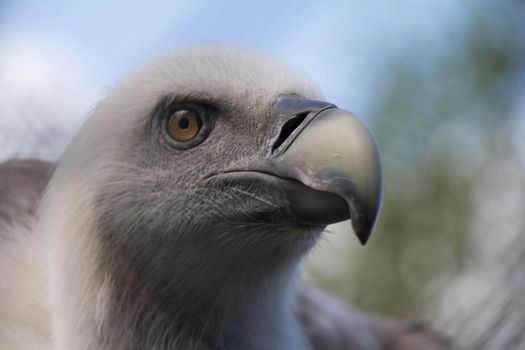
<box><xmin>0</xmin><ymin>46</ymin><xmax>456</xmax><ymax>350</ymax></box>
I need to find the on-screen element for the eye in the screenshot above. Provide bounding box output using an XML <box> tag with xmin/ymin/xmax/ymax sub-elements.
<box><xmin>167</xmin><ymin>110</ymin><xmax>202</xmax><ymax>142</ymax></box>
<box><xmin>162</xmin><ymin>104</ymin><xmax>215</xmax><ymax>149</ymax></box>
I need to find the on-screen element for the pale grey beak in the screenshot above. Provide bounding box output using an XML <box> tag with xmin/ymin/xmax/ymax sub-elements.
<box><xmin>205</xmin><ymin>96</ymin><xmax>383</xmax><ymax>244</ymax></box>
<box><xmin>267</xmin><ymin>96</ymin><xmax>383</xmax><ymax>244</ymax></box>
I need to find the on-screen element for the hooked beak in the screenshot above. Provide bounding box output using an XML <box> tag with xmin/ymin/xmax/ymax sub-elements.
<box><xmin>209</xmin><ymin>96</ymin><xmax>383</xmax><ymax>245</ymax></box>
<box><xmin>265</xmin><ymin>97</ymin><xmax>383</xmax><ymax>244</ymax></box>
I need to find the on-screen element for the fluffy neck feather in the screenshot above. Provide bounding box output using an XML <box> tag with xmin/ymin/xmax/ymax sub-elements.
<box><xmin>44</xmin><ymin>191</ymin><xmax>311</xmax><ymax>350</ymax></box>
<box><xmin>97</xmin><ymin>252</ymin><xmax>309</xmax><ymax>350</ymax></box>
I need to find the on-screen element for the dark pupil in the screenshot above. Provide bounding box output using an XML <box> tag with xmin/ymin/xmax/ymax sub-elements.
<box><xmin>178</xmin><ymin>117</ymin><xmax>190</xmax><ymax>129</ymax></box>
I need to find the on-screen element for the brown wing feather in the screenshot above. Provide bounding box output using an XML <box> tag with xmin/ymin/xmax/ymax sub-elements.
<box><xmin>295</xmin><ymin>286</ymin><xmax>460</xmax><ymax>350</ymax></box>
<box><xmin>0</xmin><ymin>158</ymin><xmax>54</xmax><ymax>236</ymax></box>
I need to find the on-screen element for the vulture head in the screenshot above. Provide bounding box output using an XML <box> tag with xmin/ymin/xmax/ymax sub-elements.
<box><xmin>40</xmin><ymin>46</ymin><xmax>382</xmax><ymax>350</ymax></box>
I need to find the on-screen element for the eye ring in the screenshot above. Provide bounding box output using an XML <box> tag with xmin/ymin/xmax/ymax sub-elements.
<box><xmin>162</xmin><ymin>103</ymin><xmax>215</xmax><ymax>150</ymax></box>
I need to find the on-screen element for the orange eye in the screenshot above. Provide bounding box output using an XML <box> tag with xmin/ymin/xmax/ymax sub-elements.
<box><xmin>167</xmin><ymin>109</ymin><xmax>202</xmax><ymax>142</ymax></box>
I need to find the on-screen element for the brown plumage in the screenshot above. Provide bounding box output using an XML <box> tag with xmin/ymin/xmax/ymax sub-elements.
<box><xmin>0</xmin><ymin>159</ymin><xmax>53</xmax><ymax>236</ymax></box>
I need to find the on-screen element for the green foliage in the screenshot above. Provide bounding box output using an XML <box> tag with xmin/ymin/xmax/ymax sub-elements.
<box><xmin>307</xmin><ymin>1</ymin><xmax>525</xmax><ymax>319</ymax></box>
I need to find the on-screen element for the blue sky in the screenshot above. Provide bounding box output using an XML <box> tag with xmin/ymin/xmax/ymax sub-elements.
<box><xmin>0</xmin><ymin>0</ymin><xmax>464</xmax><ymax>114</ymax></box>
<box><xmin>0</xmin><ymin>0</ymin><xmax>467</xmax><ymax>161</ymax></box>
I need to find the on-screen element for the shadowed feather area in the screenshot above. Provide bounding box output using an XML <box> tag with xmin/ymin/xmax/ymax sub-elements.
<box><xmin>0</xmin><ymin>159</ymin><xmax>458</xmax><ymax>349</ymax></box>
<box><xmin>0</xmin><ymin>159</ymin><xmax>54</xmax><ymax>236</ymax></box>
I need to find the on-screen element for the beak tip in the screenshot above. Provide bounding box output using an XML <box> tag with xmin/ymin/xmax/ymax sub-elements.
<box><xmin>358</xmin><ymin>234</ymin><xmax>370</xmax><ymax>246</ymax></box>
<box><xmin>352</xmin><ymin>222</ymin><xmax>372</xmax><ymax>245</ymax></box>
<box><xmin>349</xmin><ymin>197</ymin><xmax>382</xmax><ymax>245</ymax></box>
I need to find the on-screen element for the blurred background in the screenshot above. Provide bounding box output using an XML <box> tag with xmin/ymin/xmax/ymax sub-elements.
<box><xmin>1</xmin><ymin>1</ymin><xmax>524</xmax><ymax>348</ymax></box>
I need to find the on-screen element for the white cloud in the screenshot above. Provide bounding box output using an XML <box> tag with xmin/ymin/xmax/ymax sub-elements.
<box><xmin>0</xmin><ymin>33</ymin><xmax>101</xmax><ymax>161</ymax></box>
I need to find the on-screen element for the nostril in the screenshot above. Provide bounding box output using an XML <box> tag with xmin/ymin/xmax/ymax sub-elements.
<box><xmin>271</xmin><ymin>112</ymin><xmax>309</xmax><ymax>153</ymax></box>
